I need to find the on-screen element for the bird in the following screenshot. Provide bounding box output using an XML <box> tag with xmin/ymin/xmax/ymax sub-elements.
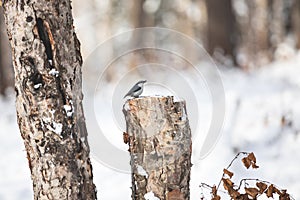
<box><xmin>123</xmin><ymin>80</ymin><xmax>147</xmax><ymax>98</ymax></box>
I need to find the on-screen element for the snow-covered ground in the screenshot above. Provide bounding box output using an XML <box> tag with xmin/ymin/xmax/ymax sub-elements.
<box><xmin>0</xmin><ymin>52</ymin><xmax>300</xmax><ymax>199</ymax></box>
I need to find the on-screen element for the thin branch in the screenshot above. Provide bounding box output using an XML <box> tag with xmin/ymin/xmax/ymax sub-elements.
<box><xmin>199</xmin><ymin>183</ymin><xmax>227</xmax><ymax>195</ymax></box>
<box><xmin>216</xmin><ymin>152</ymin><xmax>249</xmax><ymax>190</ymax></box>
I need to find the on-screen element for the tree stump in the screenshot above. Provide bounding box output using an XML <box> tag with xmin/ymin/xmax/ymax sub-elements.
<box><xmin>123</xmin><ymin>96</ymin><xmax>192</xmax><ymax>200</ymax></box>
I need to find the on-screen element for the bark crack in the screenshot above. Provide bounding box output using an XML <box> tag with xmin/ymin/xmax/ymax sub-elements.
<box><xmin>35</xmin><ymin>17</ymin><xmax>53</xmax><ymax>66</ymax></box>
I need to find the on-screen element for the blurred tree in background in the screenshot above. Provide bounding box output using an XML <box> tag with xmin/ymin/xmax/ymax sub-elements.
<box><xmin>292</xmin><ymin>0</ymin><xmax>300</xmax><ymax>49</ymax></box>
<box><xmin>0</xmin><ymin>7</ymin><xmax>13</xmax><ymax>96</ymax></box>
<box><xmin>2</xmin><ymin>0</ymin><xmax>300</xmax><ymax>96</ymax></box>
<box><xmin>205</xmin><ymin>0</ymin><xmax>238</xmax><ymax>65</ymax></box>
<box><xmin>72</xmin><ymin>0</ymin><xmax>300</xmax><ymax>71</ymax></box>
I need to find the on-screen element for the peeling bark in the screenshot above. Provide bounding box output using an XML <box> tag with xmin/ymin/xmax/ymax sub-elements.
<box><xmin>123</xmin><ymin>96</ymin><xmax>192</xmax><ymax>200</ymax></box>
<box><xmin>2</xmin><ymin>0</ymin><xmax>97</xmax><ymax>199</ymax></box>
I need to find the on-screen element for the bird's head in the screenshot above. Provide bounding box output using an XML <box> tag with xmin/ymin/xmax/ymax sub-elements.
<box><xmin>137</xmin><ymin>80</ymin><xmax>147</xmax><ymax>87</ymax></box>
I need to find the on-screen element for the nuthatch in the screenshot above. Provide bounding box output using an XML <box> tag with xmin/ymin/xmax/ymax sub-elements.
<box><xmin>123</xmin><ymin>80</ymin><xmax>147</xmax><ymax>98</ymax></box>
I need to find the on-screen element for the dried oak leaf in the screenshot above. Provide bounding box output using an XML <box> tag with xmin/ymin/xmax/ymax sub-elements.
<box><xmin>222</xmin><ymin>178</ymin><xmax>240</xmax><ymax>199</ymax></box>
<box><xmin>242</xmin><ymin>157</ymin><xmax>251</xmax><ymax>169</ymax></box>
<box><xmin>248</xmin><ymin>152</ymin><xmax>256</xmax><ymax>162</ymax></box>
<box><xmin>212</xmin><ymin>195</ymin><xmax>221</xmax><ymax>200</ymax></box>
<box><xmin>230</xmin><ymin>190</ymin><xmax>240</xmax><ymax>199</ymax></box>
<box><xmin>242</xmin><ymin>152</ymin><xmax>259</xmax><ymax>169</ymax></box>
<box><xmin>123</xmin><ymin>132</ymin><xmax>129</xmax><ymax>144</ymax></box>
<box><xmin>274</xmin><ymin>187</ymin><xmax>282</xmax><ymax>195</ymax></box>
<box><xmin>248</xmin><ymin>152</ymin><xmax>259</xmax><ymax>168</ymax></box>
<box><xmin>222</xmin><ymin>178</ymin><xmax>234</xmax><ymax>191</ymax></box>
<box><xmin>238</xmin><ymin>194</ymin><xmax>251</xmax><ymax>200</ymax></box>
<box><xmin>223</xmin><ymin>169</ymin><xmax>234</xmax><ymax>178</ymax></box>
<box><xmin>279</xmin><ymin>190</ymin><xmax>291</xmax><ymax>200</ymax></box>
<box><xmin>212</xmin><ymin>186</ymin><xmax>217</xmax><ymax>196</ymax></box>
<box><xmin>256</xmin><ymin>182</ymin><xmax>268</xmax><ymax>193</ymax></box>
<box><xmin>245</xmin><ymin>187</ymin><xmax>259</xmax><ymax>199</ymax></box>
<box><xmin>266</xmin><ymin>184</ymin><xmax>275</xmax><ymax>198</ymax></box>
<box><xmin>212</xmin><ymin>186</ymin><xmax>220</xmax><ymax>200</ymax></box>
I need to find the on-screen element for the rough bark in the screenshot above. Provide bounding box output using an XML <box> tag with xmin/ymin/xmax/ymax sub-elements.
<box><xmin>0</xmin><ymin>7</ymin><xmax>13</xmax><ymax>95</ymax></box>
<box><xmin>2</xmin><ymin>0</ymin><xmax>97</xmax><ymax>199</ymax></box>
<box><xmin>123</xmin><ymin>96</ymin><xmax>192</xmax><ymax>200</ymax></box>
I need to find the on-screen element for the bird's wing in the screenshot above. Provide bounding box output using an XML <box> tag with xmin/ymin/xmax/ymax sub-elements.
<box><xmin>124</xmin><ymin>85</ymin><xmax>141</xmax><ymax>98</ymax></box>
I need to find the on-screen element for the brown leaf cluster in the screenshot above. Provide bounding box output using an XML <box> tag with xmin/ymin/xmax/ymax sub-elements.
<box><xmin>222</xmin><ymin>178</ymin><xmax>241</xmax><ymax>199</ymax></box>
<box><xmin>242</xmin><ymin>152</ymin><xmax>259</xmax><ymax>169</ymax></box>
<box><xmin>203</xmin><ymin>152</ymin><xmax>293</xmax><ymax>200</ymax></box>
<box><xmin>266</xmin><ymin>184</ymin><xmax>291</xmax><ymax>200</ymax></box>
<box><xmin>222</xmin><ymin>178</ymin><xmax>292</xmax><ymax>200</ymax></box>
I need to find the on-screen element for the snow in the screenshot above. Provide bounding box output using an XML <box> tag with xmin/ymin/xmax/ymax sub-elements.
<box><xmin>144</xmin><ymin>191</ymin><xmax>160</xmax><ymax>200</ymax></box>
<box><xmin>49</xmin><ymin>68</ymin><xmax>59</xmax><ymax>77</ymax></box>
<box><xmin>48</xmin><ymin>122</ymin><xmax>63</xmax><ymax>135</ymax></box>
<box><xmin>1</xmin><ymin>53</ymin><xmax>300</xmax><ymax>199</ymax></box>
<box><xmin>0</xmin><ymin>94</ymin><xmax>33</xmax><ymax>200</ymax></box>
<box><xmin>63</xmin><ymin>104</ymin><xmax>73</xmax><ymax>117</ymax></box>
<box><xmin>123</xmin><ymin>101</ymin><xmax>130</xmax><ymax>111</ymax></box>
<box><xmin>33</xmin><ymin>83</ymin><xmax>42</xmax><ymax>89</ymax></box>
<box><xmin>48</xmin><ymin>59</ymin><xmax>53</xmax><ymax>66</ymax></box>
<box><xmin>137</xmin><ymin>165</ymin><xmax>148</xmax><ymax>178</ymax></box>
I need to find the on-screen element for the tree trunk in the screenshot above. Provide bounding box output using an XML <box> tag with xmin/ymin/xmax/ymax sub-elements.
<box><xmin>130</xmin><ymin>0</ymin><xmax>157</xmax><ymax>67</ymax></box>
<box><xmin>205</xmin><ymin>0</ymin><xmax>237</xmax><ymax>63</ymax></box>
<box><xmin>0</xmin><ymin>7</ymin><xmax>13</xmax><ymax>96</ymax></box>
<box><xmin>234</xmin><ymin>0</ymin><xmax>271</xmax><ymax>69</ymax></box>
<box><xmin>293</xmin><ymin>0</ymin><xmax>300</xmax><ymax>49</ymax></box>
<box><xmin>123</xmin><ymin>96</ymin><xmax>192</xmax><ymax>200</ymax></box>
<box><xmin>269</xmin><ymin>0</ymin><xmax>284</xmax><ymax>51</ymax></box>
<box><xmin>131</xmin><ymin>0</ymin><xmax>154</xmax><ymax>28</ymax></box>
<box><xmin>2</xmin><ymin>1</ymin><xmax>97</xmax><ymax>199</ymax></box>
